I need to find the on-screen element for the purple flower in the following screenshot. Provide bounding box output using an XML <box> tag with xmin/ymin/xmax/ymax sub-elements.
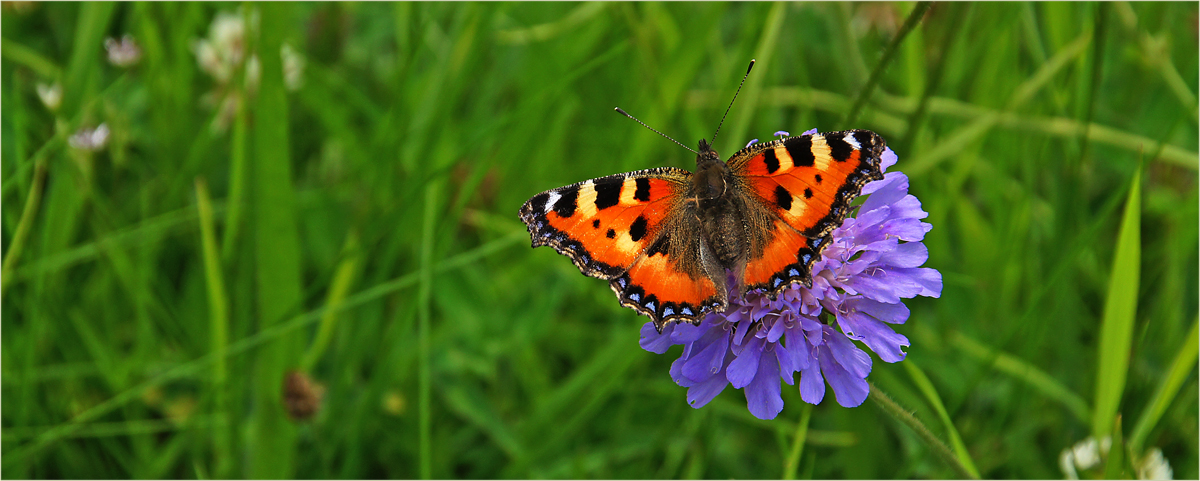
<box><xmin>640</xmin><ymin>132</ymin><xmax>940</xmax><ymax>420</ymax></box>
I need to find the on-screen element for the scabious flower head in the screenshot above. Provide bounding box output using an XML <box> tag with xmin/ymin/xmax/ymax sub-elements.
<box><xmin>640</xmin><ymin>128</ymin><xmax>942</xmax><ymax>419</ymax></box>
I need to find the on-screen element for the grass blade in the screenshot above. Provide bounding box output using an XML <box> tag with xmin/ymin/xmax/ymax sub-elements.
<box><xmin>300</xmin><ymin>231</ymin><xmax>361</xmax><ymax>371</ymax></box>
<box><xmin>843</xmin><ymin>2</ymin><xmax>931</xmax><ymax>127</ymax></box>
<box><xmin>724</xmin><ymin>1</ymin><xmax>786</xmax><ymax>153</ymax></box>
<box><xmin>1129</xmin><ymin>317</ymin><xmax>1199</xmax><ymax>453</ymax></box>
<box><xmin>1091</xmin><ymin>163</ymin><xmax>1142</xmax><ymax>438</ymax></box>
<box><xmin>782</xmin><ymin>402</ymin><xmax>812</xmax><ymax>480</ymax></box>
<box><xmin>903</xmin><ymin>362</ymin><xmax>981</xmax><ymax>478</ymax></box>
<box><xmin>418</xmin><ymin>183</ymin><xmax>439</xmax><ymax>479</ymax></box>
<box><xmin>247</xmin><ymin>4</ymin><xmax>303</xmax><ymax>477</ymax></box>
<box><xmin>868</xmin><ymin>383</ymin><xmax>979</xmax><ymax>479</ymax></box>
<box><xmin>0</xmin><ymin>37</ymin><xmax>62</xmax><ymax>79</ymax></box>
<box><xmin>220</xmin><ymin>96</ymin><xmax>248</xmax><ymax>261</ymax></box>
<box><xmin>193</xmin><ymin>177</ymin><xmax>230</xmax><ymax>476</ymax></box>
<box><xmin>949</xmin><ymin>331</ymin><xmax>1091</xmax><ymax>423</ymax></box>
<box><xmin>0</xmin><ymin>156</ymin><xmax>47</xmax><ymax>298</ymax></box>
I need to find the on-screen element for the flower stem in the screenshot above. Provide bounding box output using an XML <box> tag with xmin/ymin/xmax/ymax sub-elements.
<box><xmin>843</xmin><ymin>2</ymin><xmax>932</xmax><ymax>127</ymax></box>
<box><xmin>868</xmin><ymin>382</ymin><xmax>979</xmax><ymax>479</ymax></box>
<box><xmin>782</xmin><ymin>402</ymin><xmax>813</xmax><ymax>479</ymax></box>
<box><xmin>0</xmin><ymin>154</ymin><xmax>49</xmax><ymax>299</ymax></box>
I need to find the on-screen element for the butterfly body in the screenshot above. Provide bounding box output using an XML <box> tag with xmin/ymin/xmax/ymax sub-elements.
<box><xmin>519</xmin><ymin>130</ymin><xmax>886</xmax><ymax>332</ymax></box>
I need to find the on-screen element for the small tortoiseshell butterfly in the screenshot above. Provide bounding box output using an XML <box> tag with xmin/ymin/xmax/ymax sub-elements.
<box><xmin>519</xmin><ymin>61</ymin><xmax>886</xmax><ymax>332</ymax></box>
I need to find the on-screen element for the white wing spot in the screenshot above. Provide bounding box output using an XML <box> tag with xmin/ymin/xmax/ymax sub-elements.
<box><xmin>545</xmin><ymin>191</ymin><xmax>560</xmax><ymax>214</ymax></box>
<box><xmin>843</xmin><ymin>132</ymin><xmax>861</xmax><ymax>150</ymax></box>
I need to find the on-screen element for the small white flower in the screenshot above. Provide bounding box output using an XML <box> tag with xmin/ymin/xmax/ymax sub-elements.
<box><xmin>104</xmin><ymin>34</ymin><xmax>141</xmax><ymax>67</ymax></box>
<box><xmin>245</xmin><ymin>54</ymin><xmax>261</xmax><ymax>93</ymax></box>
<box><xmin>36</xmin><ymin>82</ymin><xmax>62</xmax><ymax>111</ymax></box>
<box><xmin>69</xmin><ymin>123</ymin><xmax>110</xmax><ymax>151</ymax></box>
<box><xmin>192</xmin><ymin>39</ymin><xmax>227</xmax><ymax>82</ymax></box>
<box><xmin>281</xmin><ymin>43</ymin><xmax>305</xmax><ymax>91</ymax></box>
<box><xmin>1071</xmin><ymin>437</ymin><xmax>1103</xmax><ymax>470</ymax></box>
<box><xmin>1137</xmin><ymin>449</ymin><xmax>1173</xmax><ymax>480</ymax></box>
<box><xmin>1059</xmin><ymin>449</ymin><xmax>1080</xmax><ymax>479</ymax></box>
<box><xmin>209</xmin><ymin>12</ymin><xmax>246</xmax><ymax>66</ymax></box>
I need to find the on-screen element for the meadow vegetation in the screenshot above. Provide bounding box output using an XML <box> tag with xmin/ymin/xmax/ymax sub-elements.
<box><xmin>2</xmin><ymin>2</ymin><xmax>1196</xmax><ymax>478</ymax></box>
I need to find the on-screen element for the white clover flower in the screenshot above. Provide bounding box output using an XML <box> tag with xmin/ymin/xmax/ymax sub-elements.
<box><xmin>104</xmin><ymin>34</ymin><xmax>141</xmax><ymax>67</ymax></box>
<box><xmin>1137</xmin><ymin>448</ymin><xmax>1173</xmax><ymax>480</ymax></box>
<box><xmin>69</xmin><ymin>123</ymin><xmax>110</xmax><ymax>151</ymax></box>
<box><xmin>245</xmin><ymin>54</ymin><xmax>261</xmax><ymax>93</ymax></box>
<box><xmin>36</xmin><ymin>82</ymin><xmax>62</xmax><ymax>111</ymax></box>
<box><xmin>281</xmin><ymin>43</ymin><xmax>305</xmax><ymax>91</ymax></box>
<box><xmin>1071</xmin><ymin>437</ymin><xmax>1104</xmax><ymax>470</ymax></box>
<box><xmin>192</xmin><ymin>9</ymin><xmax>300</xmax><ymax>132</ymax></box>
<box><xmin>1060</xmin><ymin>448</ymin><xmax>1080</xmax><ymax>480</ymax></box>
<box><xmin>209</xmin><ymin>12</ymin><xmax>247</xmax><ymax>66</ymax></box>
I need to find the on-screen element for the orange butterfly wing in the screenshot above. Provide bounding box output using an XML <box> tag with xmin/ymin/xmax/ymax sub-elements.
<box><xmin>519</xmin><ymin>168</ymin><xmax>725</xmax><ymax>329</ymax></box>
<box><xmin>728</xmin><ymin>130</ymin><xmax>886</xmax><ymax>294</ymax></box>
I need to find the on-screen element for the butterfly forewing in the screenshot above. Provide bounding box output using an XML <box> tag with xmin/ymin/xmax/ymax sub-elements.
<box><xmin>728</xmin><ymin>130</ymin><xmax>886</xmax><ymax>294</ymax></box>
<box><xmin>520</xmin><ymin>167</ymin><xmax>726</xmax><ymax>328</ymax></box>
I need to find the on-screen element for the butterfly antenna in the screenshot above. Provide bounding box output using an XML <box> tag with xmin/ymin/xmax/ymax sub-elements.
<box><xmin>709</xmin><ymin>59</ymin><xmax>755</xmax><ymax>146</ymax></box>
<box><xmin>614</xmin><ymin>107</ymin><xmax>699</xmax><ymax>155</ymax></box>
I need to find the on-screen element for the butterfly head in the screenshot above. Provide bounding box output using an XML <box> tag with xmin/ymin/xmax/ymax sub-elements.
<box><xmin>694</xmin><ymin>139</ymin><xmax>730</xmax><ymax>200</ymax></box>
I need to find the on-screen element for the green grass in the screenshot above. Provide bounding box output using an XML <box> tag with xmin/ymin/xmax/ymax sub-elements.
<box><xmin>2</xmin><ymin>2</ymin><xmax>1197</xmax><ymax>478</ymax></box>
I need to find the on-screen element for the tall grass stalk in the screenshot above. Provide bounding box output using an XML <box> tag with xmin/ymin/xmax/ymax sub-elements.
<box><xmin>193</xmin><ymin>177</ymin><xmax>230</xmax><ymax>476</ymax></box>
<box><xmin>418</xmin><ymin>183</ymin><xmax>439</xmax><ymax>479</ymax></box>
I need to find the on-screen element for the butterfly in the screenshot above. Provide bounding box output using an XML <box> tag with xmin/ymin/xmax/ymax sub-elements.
<box><xmin>518</xmin><ymin>64</ymin><xmax>886</xmax><ymax>332</ymax></box>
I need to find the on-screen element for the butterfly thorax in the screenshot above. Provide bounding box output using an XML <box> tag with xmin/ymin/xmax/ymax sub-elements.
<box><xmin>692</xmin><ymin>140</ymin><xmax>747</xmax><ymax>271</ymax></box>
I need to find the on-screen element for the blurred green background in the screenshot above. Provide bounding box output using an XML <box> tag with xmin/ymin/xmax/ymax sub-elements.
<box><xmin>2</xmin><ymin>2</ymin><xmax>1197</xmax><ymax>479</ymax></box>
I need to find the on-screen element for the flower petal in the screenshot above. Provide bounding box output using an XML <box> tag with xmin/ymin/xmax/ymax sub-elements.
<box><xmin>669</xmin><ymin>357</ymin><xmax>694</xmax><ymax>387</ymax></box>
<box><xmin>774</xmin><ymin>343</ymin><xmax>798</xmax><ymax>386</ymax></box>
<box><xmin>727</xmin><ymin>336</ymin><xmax>764</xmax><ymax>389</ymax></box>
<box><xmin>799</xmin><ymin>357</ymin><xmax>826</xmax><ymax>404</ymax></box>
<box><xmin>824</xmin><ymin>326</ymin><xmax>872</xmax><ymax>379</ymax></box>
<box><xmin>745</xmin><ymin>353</ymin><xmax>784</xmax><ymax>419</ymax></box>
<box><xmin>879</xmin><ymin>242</ymin><xmax>929</xmax><ymax>269</ymax></box>
<box><xmin>681</xmin><ymin>326</ymin><xmax>731</xmax><ymax>383</ymax></box>
<box><xmin>853</xmin><ymin>298</ymin><xmax>910</xmax><ymax>324</ymax></box>
<box><xmin>880</xmin><ymin>147</ymin><xmax>898</xmax><ymax>171</ymax></box>
<box><xmin>784</xmin><ymin>326</ymin><xmax>811</xmax><ymax>371</ymax></box>
<box><xmin>837</xmin><ymin>310</ymin><xmax>910</xmax><ymax>363</ymax></box>
<box><xmin>639</xmin><ymin>322</ymin><xmax>676</xmax><ymax>354</ymax></box>
<box><xmin>860</xmin><ymin>172</ymin><xmax>908</xmax><ymax>209</ymax></box>
<box><xmin>686</xmin><ymin>361</ymin><xmax>731</xmax><ymax>408</ymax></box>
<box><xmin>766</xmin><ymin>314</ymin><xmax>788</xmax><ymax>342</ymax></box>
<box><xmin>818</xmin><ymin>349</ymin><xmax>870</xmax><ymax>407</ymax></box>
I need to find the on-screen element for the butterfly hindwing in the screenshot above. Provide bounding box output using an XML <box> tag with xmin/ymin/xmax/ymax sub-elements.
<box><xmin>519</xmin><ymin>167</ymin><xmax>725</xmax><ymax>328</ymax></box>
<box><xmin>729</xmin><ymin>130</ymin><xmax>886</xmax><ymax>294</ymax></box>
